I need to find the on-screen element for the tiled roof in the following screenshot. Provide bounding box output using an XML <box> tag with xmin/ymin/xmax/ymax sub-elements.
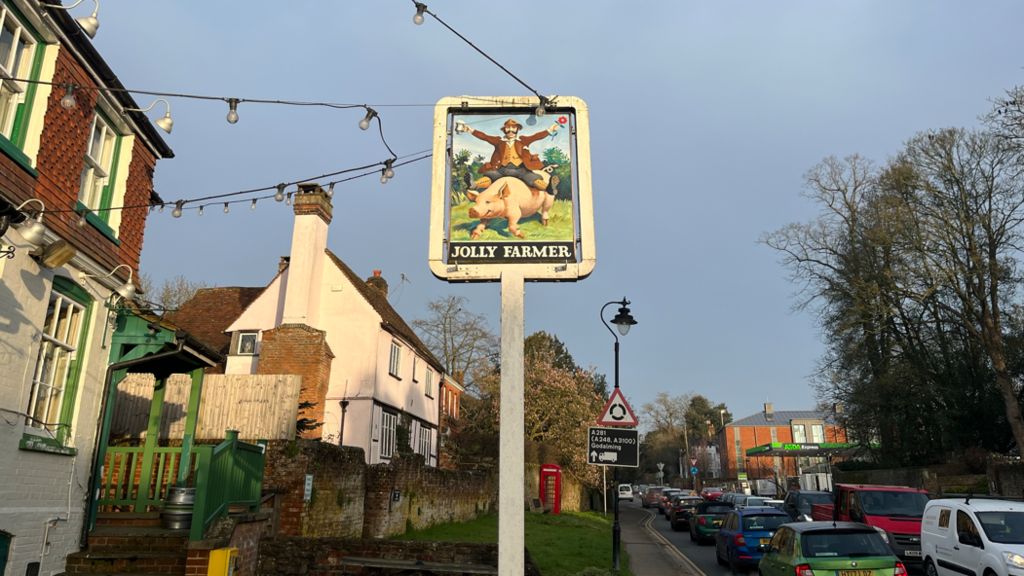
<box><xmin>164</xmin><ymin>287</ymin><xmax>265</xmax><ymax>355</ymax></box>
<box><xmin>730</xmin><ymin>410</ymin><xmax>837</xmax><ymax>427</ymax></box>
<box><xmin>325</xmin><ymin>249</ymin><xmax>445</xmax><ymax>373</ymax></box>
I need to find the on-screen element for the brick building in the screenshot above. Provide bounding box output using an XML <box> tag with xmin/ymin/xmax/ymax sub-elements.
<box><xmin>716</xmin><ymin>403</ymin><xmax>847</xmax><ymax>488</ymax></box>
<box><xmin>0</xmin><ymin>1</ymin><xmax>173</xmax><ymax>573</ymax></box>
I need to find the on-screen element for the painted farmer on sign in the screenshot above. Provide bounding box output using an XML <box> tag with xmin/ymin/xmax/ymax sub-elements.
<box><xmin>450</xmin><ymin>112</ymin><xmax>574</xmax><ymax>243</ymax></box>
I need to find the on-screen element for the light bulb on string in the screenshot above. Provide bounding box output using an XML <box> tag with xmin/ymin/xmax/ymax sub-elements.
<box><xmin>326</xmin><ymin>183</ymin><xmax>335</xmax><ymax>198</ymax></box>
<box><xmin>383</xmin><ymin>159</ymin><xmax>395</xmax><ymax>179</ymax></box>
<box><xmin>250</xmin><ymin>199</ymin><xmax>257</xmax><ymax>210</ymax></box>
<box><xmin>223</xmin><ymin>203</ymin><xmax>230</xmax><ymax>214</ymax></box>
<box><xmin>359</xmin><ymin>107</ymin><xmax>377</xmax><ymax>131</ymax></box>
<box><xmin>171</xmin><ymin>201</ymin><xmax>183</xmax><ymax>218</ymax></box>
<box><xmin>198</xmin><ymin>205</ymin><xmax>204</xmax><ymax>216</ymax></box>
<box><xmin>274</xmin><ymin>183</ymin><xmax>286</xmax><ymax>202</ymax></box>
<box><xmin>286</xmin><ymin>192</ymin><xmax>292</xmax><ymax>206</ymax></box>
<box><xmin>380</xmin><ymin>169</ymin><xmax>389</xmax><ymax>184</ymax></box>
<box><xmin>158</xmin><ymin>203</ymin><xmax>165</xmax><ymax>213</ymax></box>
<box><xmin>226</xmin><ymin>98</ymin><xmax>240</xmax><ymax>124</ymax></box>
<box><xmin>413</xmin><ymin>2</ymin><xmax>426</xmax><ymax>25</ymax></box>
<box><xmin>60</xmin><ymin>84</ymin><xmax>77</xmax><ymax>110</ymax></box>
<box><xmin>77</xmin><ymin>214</ymin><xmax>87</xmax><ymax>227</ymax></box>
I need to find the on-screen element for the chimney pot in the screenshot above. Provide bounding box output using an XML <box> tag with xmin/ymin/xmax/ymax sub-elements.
<box><xmin>373</xmin><ymin>269</ymin><xmax>382</xmax><ymax>277</ymax></box>
<box><xmin>278</xmin><ymin>256</ymin><xmax>290</xmax><ymax>273</ymax></box>
<box><xmin>366</xmin><ymin>270</ymin><xmax>388</xmax><ymax>296</ymax></box>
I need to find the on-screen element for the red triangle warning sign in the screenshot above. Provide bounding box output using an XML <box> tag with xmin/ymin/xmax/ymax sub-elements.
<box><xmin>596</xmin><ymin>388</ymin><xmax>638</xmax><ymax>427</ymax></box>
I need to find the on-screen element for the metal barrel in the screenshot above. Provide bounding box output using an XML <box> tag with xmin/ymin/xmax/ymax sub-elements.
<box><xmin>161</xmin><ymin>486</ymin><xmax>195</xmax><ymax>530</ymax></box>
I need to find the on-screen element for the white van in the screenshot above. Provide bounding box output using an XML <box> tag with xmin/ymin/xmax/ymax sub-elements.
<box><xmin>617</xmin><ymin>484</ymin><xmax>634</xmax><ymax>501</ymax></box>
<box><xmin>922</xmin><ymin>497</ymin><xmax>1024</xmax><ymax>576</ymax></box>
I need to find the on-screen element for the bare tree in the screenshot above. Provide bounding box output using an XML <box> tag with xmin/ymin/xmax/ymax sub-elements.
<box><xmin>412</xmin><ymin>295</ymin><xmax>498</xmax><ymax>394</ymax></box>
<box><xmin>137</xmin><ymin>273</ymin><xmax>209</xmax><ymax>311</ymax></box>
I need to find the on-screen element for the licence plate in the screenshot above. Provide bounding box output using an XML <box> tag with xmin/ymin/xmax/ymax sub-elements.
<box><xmin>904</xmin><ymin>550</ymin><xmax>921</xmax><ymax>558</ymax></box>
<box><xmin>839</xmin><ymin>571</ymin><xmax>872</xmax><ymax>576</ymax></box>
<box><xmin>713</xmin><ymin>519</ymin><xmax>722</xmax><ymax>527</ymax></box>
<box><xmin>760</xmin><ymin>538</ymin><xmax>771</xmax><ymax>545</ymax></box>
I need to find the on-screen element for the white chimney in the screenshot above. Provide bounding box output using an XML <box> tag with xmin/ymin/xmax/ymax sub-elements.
<box><xmin>282</xmin><ymin>183</ymin><xmax>332</xmax><ymax>325</ymax></box>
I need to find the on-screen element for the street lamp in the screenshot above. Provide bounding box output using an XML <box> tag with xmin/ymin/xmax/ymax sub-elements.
<box><xmin>601</xmin><ymin>297</ymin><xmax>637</xmax><ymax>572</ymax></box>
<box><xmin>720</xmin><ymin>408</ymin><xmax>726</xmax><ymax>429</ymax></box>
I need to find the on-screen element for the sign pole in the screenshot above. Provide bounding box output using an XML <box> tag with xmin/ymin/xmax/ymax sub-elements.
<box><xmin>499</xmin><ymin>270</ymin><xmax>525</xmax><ymax>576</ymax></box>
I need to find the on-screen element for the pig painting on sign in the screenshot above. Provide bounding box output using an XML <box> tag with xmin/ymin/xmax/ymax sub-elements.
<box><xmin>448</xmin><ymin>111</ymin><xmax>576</xmax><ymax>263</ymax></box>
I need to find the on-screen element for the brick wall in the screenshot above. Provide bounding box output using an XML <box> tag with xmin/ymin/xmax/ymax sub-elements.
<box><xmin>263</xmin><ymin>440</ymin><xmax>496</xmax><ymax>540</ymax></box>
<box><xmin>262</xmin><ymin>440</ymin><xmax>366</xmax><ymax>538</ymax></box>
<box><xmin>257</xmin><ymin>325</ymin><xmax>334</xmax><ymax>439</ymax></box>
<box><xmin>33</xmin><ymin>48</ymin><xmax>158</xmax><ymax>280</ymax></box>
<box><xmin>362</xmin><ymin>454</ymin><xmax>496</xmax><ymax>539</ymax></box>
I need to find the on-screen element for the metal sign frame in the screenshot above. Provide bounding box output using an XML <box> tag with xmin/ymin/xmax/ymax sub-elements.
<box><xmin>428</xmin><ymin>96</ymin><xmax>596</xmax><ymax>282</ymax></box>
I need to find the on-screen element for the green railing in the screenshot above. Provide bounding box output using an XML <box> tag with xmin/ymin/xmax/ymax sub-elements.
<box><xmin>98</xmin><ymin>446</ymin><xmax>192</xmax><ymax>512</ymax></box>
<box><xmin>189</xmin><ymin>430</ymin><xmax>266</xmax><ymax>541</ymax></box>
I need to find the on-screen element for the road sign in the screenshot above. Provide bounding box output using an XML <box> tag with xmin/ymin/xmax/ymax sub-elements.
<box><xmin>587</xmin><ymin>427</ymin><xmax>639</xmax><ymax>467</ymax></box>
<box><xmin>690</xmin><ymin>458</ymin><xmax>698</xmax><ymax>466</ymax></box>
<box><xmin>690</xmin><ymin>466</ymin><xmax>699</xmax><ymax>475</ymax></box>
<box><xmin>596</xmin><ymin>388</ymin><xmax>638</xmax><ymax>427</ymax></box>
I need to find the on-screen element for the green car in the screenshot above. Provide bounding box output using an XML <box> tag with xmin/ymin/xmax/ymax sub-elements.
<box><xmin>759</xmin><ymin>522</ymin><xmax>908</xmax><ymax>576</ymax></box>
<box><xmin>690</xmin><ymin>500</ymin><xmax>734</xmax><ymax>544</ymax></box>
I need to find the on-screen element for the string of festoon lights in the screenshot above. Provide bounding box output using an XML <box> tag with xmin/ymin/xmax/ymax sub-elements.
<box><xmin>18</xmin><ymin>0</ymin><xmax>553</xmax><ymax>225</ymax></box>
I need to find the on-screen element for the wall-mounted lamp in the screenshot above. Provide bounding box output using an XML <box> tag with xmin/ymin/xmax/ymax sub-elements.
<box><xmin>79</xmin><ymin>263</ymin><xmax>136</xmax><ymax>300</ymax></box>
<box><xmin>45</xmin><ymin>0</ymin><xmax>101</xmax><ymax>39</ymax></box>
<box><xmin>15</xmin><ymin>198</ymin><xmax>46</xmax><ymax>246</ymax></box>
<box><xmin>125</xmin><ymin>98</ymin><xmax>173</xmax><ymax>134</ymax></box>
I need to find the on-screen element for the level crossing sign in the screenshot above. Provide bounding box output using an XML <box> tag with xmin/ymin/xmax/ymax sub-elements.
<box><xmin>596</xmin><ymin>388</ymin><xmax>638</xmax><ymax>427</ymax></box>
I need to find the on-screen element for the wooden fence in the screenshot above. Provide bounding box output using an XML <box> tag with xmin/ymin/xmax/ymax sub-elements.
<box><xmin>111</xmin><ymin>374</ymin><xmax>300</xmax><ymax>441</ymax></box>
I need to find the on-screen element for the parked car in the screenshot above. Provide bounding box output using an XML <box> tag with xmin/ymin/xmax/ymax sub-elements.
<box><xmin>669</xmin><ymin>495</ymin><xmax>705</xmax><ymax>531</ymax></box>
<box><xmin>783</xmin><ymin>489</ymin><xmax>833</xmax><ymax>521</ymax></box>
<box><xmin>922</xmin><ymin>497</ymin><xmax>1024</xmax><ymax>576</ymax></box>
<box><xmin>617</xmin><ymin>484</ymin><xmax>633</xmax><ymax>501</ymax></box>
<box><xmin>690</xmin><ymin>500</ymin><xmax>735</xmax><ymax>544</ymax></box>
<box><xmin>642</xmin><ymin>486</ymin><xmax>667</xmax><ymax>509</ymax></box>
<box><xmin>811</xmin><ymin>484</ymin><xmax>930</xmax><ymax>568</ymax></box>
<box><xmin>701</xmin><ymin>486</ymin><xmax>724</xmax><ymax>501</ymax></box>
<box><xmin>715</xmin><ymin>506</ymin><xmax>790</xmax><ymax>572</ymax></box>
<box><xmin>759</xmin><ymin>521</ymin><xmax>907</xmax><ymax>576</ymax></box>
<box><xmin>765</xmin><ymin>498</ymin><xmax>785</xmax><ymax>512</ymax></box>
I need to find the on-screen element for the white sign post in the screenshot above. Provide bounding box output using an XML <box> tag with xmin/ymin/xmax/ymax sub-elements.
<box><xmin>430</xmin><ymin>96</ymin><xmax>595</xmax><ymax>576</ymax></box>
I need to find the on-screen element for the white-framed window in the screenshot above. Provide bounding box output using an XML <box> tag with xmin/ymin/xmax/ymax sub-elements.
<box><xmin>78</xmin><ymin>112</ymin><xmax>118</xmax><ymax>212</ymax></box>
<box><xmin>418</xmin><ymin>425</ymin><xmax>432</xmax><ymax>458</ymax></box>
<box><xmin>237</xmin><ymin>331</ymin><xmax>257</xmax><ymax>355</ymax></box>
<box><xmin>424</xmin><ymin>369</ymin><xmax>434</xmax><ymax>398</ymax></box>
<box><xmin>380</xmin><ymin>410</ymin><xmax>397</xmax><ymax>459</ymax></box>
<box><xmin>412</xmin><ymin>357</ymin><xmax>418</xmax><ymax>382</ymax></box>
<box><xmin>792</xmin><ymin>424</ymin><xmax>807</xmax><ymax>443</ymax></box>
<box><xmin>388</xmin><ymin>341</ymin><xmax>401</xmax><ymax>378</ymax></box>
<box><xmin>0</xmin><ymin>4</ymin><xmax>36</xmax><ymax>140</ymax></box>
<box><xmin>27</xmin><ymin>289</ymin><xmax>87</xmax><ymax>436</ymax></box>
<box><xmin>811</xmin><ymin>424</ymin><xmax>824</xmax><ymax>443</ymax></box>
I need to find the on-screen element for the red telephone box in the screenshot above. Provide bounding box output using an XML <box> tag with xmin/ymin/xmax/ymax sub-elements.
<box><xmin>539</xmin><ymin>464</ymin><xmax>562</xmax><ymax>514</ymax></box>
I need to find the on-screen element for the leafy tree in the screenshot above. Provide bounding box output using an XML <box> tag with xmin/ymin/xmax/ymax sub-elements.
<box><xmin>412</xmin><ymin>295</ymin><xmax>499</xmax><ymax>394</ymax></box>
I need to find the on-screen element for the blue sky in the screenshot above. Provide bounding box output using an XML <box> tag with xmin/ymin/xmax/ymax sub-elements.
<box><xmin>88</xmin><ymin>1</ymin><xmax>1024</xmax><ymax>421</ymax></box>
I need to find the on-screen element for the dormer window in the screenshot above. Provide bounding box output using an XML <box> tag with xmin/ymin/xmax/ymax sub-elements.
<box><xmin>237</xmin><ymin>331</ymin><xmax>257</xmax><ymax>355</ymax></box>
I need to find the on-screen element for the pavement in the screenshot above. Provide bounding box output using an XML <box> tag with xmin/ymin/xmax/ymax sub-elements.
<box><xmin>619</xmin><ymin>503</ymin><xmax>704</xmax><ymax>576</ymax></box>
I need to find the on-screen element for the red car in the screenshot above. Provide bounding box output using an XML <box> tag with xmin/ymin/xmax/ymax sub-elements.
<box><xmin>700</xmin><ymin>486</ymin><xmax>724</xmax><ymax>500</ymax></box>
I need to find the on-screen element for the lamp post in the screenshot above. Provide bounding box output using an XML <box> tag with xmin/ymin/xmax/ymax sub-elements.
<box><xmin>601</xmin><ymin>297</ymin><xmax>637</xmax><ymax>572</ymax></box>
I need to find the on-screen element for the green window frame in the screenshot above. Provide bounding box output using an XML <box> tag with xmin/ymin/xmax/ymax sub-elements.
<box><xmin>0</xmin><ymin>530</ymin><xmax>9</xmax><ymax>576</ymax></box>
<box><xmin>78</xmin><ymin>109</ymin><xmax>122</xmax><ymax>225</ymax></box>
<box><xmin>0</xmin><ymin>0</ymin><xmax>44</xmax><ymax>173</ymax></box>
<box><xmin>22</xmin><ymin>276</ymin><xmax>92</xmax><ymax>452</ymax></box>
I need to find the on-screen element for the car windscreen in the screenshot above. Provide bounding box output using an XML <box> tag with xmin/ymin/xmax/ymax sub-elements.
<box><xmin>702</xmin><ymin>504</ymin><xmax>733</xmax><ymax>515</ymax></box>
<box><xmin>977</xmin><ymin>511</ymin><xmax>1024</xmax><ymax>544</ymax></box>
<box><xmin>796</xmin><ymin>493</ymin><xmax>832</xmax><ymax>514</ymax></box>
<box><xmin>742</xmin><ymin>514</ymin><xmax>788</xmax><ymax>531</ymax></box>
<box><xmin>746</xmin><ymin>497</ymin><xmax>769</xmax><ymax>507</ymax></box>
<box><xmin>801</xmin><ymin>529</ymin><xmax>893</xmax><ymax>558</ymax></box>
<box><xmin>859</xmin><ymin>491</ymin><xmax>929</xmax><ymax>517</ymax></box>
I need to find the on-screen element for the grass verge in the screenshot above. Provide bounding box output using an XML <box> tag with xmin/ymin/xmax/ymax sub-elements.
<box><xmin>397</xmin><ymin>511</ymin><xmax>632</xmax><ymax>576</ymax></box>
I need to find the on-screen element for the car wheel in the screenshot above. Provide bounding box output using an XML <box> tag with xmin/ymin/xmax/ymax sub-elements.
<box><xmin>925</xmin><ymin>560</ymin><xmax>938</xmax><ymax>576</ymax></box>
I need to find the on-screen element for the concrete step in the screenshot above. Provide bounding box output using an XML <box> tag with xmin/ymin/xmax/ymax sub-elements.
<box><xmin>64</xmin><ymin>550</ymin><xmax>186</xmax><ymax>575</ymax></box>
<box><xmin>86</xmin><ymin>525</ymin><xmax>188</xmax><ymax>553</ymax></box>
